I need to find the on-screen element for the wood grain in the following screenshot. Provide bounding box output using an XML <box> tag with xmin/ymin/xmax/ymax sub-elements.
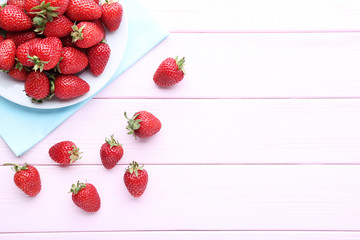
<box><xmin>97</xmin><ymin>33</ymin><xmax>360</xmax><ymax>99</ymax></box>
<box><xmin>1</xmin><ymin>165</ymin><xmax>360</xmax><ymax>232</ymax></box>
<box><xmin>2</xmin><ymin>231</ymin><xmax>360</xmax><ymax>240</ymax></box>
<box><xmin>2</xmin><ymin>99</ymin><xmax>360</xmax><ymax>165</ymax></box>
<box><xmin>142</xmin><ymin>0</ymin><xmax>360</xmax><ymax>32</ymax></box>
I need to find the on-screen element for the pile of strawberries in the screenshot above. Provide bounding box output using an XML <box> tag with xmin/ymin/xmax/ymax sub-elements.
<box><xmin>0</xmin><ymin>0</ymin><xmax>123</xmax><ymax>102</ymax></box>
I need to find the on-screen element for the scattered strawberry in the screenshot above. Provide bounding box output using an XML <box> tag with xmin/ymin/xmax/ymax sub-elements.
<box><xmin>124</xmin><ymin>161</ymin><xmax>148</xmax><ymax>198</ymax></box>
<box><xmin>65</xmin><ymin>0</ymin><xmax>102</xmax><ymax>22</ymax></box>
<box><xmin>6</xmin><ymin>30</ymin><xmax>37</xmax><ymax>46</ymax></box>
<box><xmin>9</xmin><ymin>65</ymin><xmax>29</xmax><ymax>81</ymax></box>
<box><xmin>5</xmin><ymin>162</ymin><xmax>41</xmax><ymax>197</ymax></box>
<box><xmin>28</xmin><ymin>37</ymin><xmax>63</xmax><ymax>71</ymax></box>
<box><xmin>87</xmin><ymin>42</ymin><xmax>110</xmax><ymax>76</ymax></box>
<box><xmin>49</xmin><ymin>140</ymin><xmax>82</xmax><ymax>165</ymax></box>
<box><xmin>0</xmin><ymin>39</ymin><xmax>16</xmax><ymax>71</ymax></box>
<box><xmin>0</xmin><ymin>5</ymin><xmax>33</xmax><ymax>32</ymax></box>
<box><xmin>42</xmin><ymin>15</ymin><xmax>73</xmax><ymax>37</ymax></box>
<box><xmin>153</xmin><ymin>57</ymin><xmax>185</xmax><ymax>87</ymax></box>
<box><xmin>24</xmin><ymin>71</ymin><xmax>50</xmax><ymax>101</ymax></box>
<box><xmin>100</xmin><ymin>0</ymin><xmax>123</xmax><ymax>32</ymax></box>
<box><xmin>124</xmin><ymin>111</ymin><xmax>162</xmax><ymax>138</ymax></box>
<box><xmin>71</xmin><ymin>21</ymin><xmax>104</xmax><ymax>48</ymax></box>
<box><xmin>54</xmin><ymin>74</ymin><xmax>90</xmax><ymax>99</ymax></box>
<box><xmin>7</xmin><ymin>0</ymin><xmax>26</xmax><ymax>11</ymax></box>
<box><xmin>16</xmin><ymin>38</ymin><xmax>42</xmax><ymax>67</ymax></box>
<box><xmin>57</xmin><ymin>47</ymin><xmax>88</xmax><ymax>74</ymax></box>
<box><xmin>100</xmin><ymin>135</ymin><xmax>124</xmax><ymax>169</ymax></box>
<box><xmin>70</xmin><ymin>181</ymin><xmax>101</xmax><ymax>212</ymax></box>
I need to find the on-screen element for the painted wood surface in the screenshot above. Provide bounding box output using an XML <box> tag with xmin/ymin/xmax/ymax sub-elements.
<box><xmin>1</xmin><ymin>165</ymin><xmax>360</xmax><ymax>232</ymax></box>
<box><xmin>2</xmin><ymin>99</ymin><xmax>360</xmax><ymax>164</ymax></box>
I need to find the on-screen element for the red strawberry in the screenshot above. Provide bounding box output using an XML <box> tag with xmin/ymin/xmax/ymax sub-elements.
<box><xmin>57</xmin><ymin>47</ymin><xmax>88</xmax><ymax>74</ymax></box>
<box><xmin>6</xmin><ymin>30</ymin><xmax>37</xmax><ymax>47</ymax></box>
<box><xmin>90</xmin><ymin>19</ymin><xmax>105</xmax><ymax>37</ymax></box>
<box><xmin>0</xmin><ymin>5</ymin><xmax>32</xmax><ymax>32</ymax></box>
<box><xmin>25</xmin><ymin>0</ymin><xmax>41</xmax><ymax>18</ymax></box>
<box><xmin>28</xmin><ymin>37</ymin><xmax>63</xmax><ymax>71</ymax></box>
<box><xmin>24</xmin><ymin>71</ymin><xmax>50</xmax><ymax>101</ymax></box>
<box><xmin>54</xmin><ymin>74</ymin><xmax>90</xmax><ymax>99</ymax></box>
<box><xmin>70</xmin><ymin>181</ymin><xmax>101</xmax><ymax>212</ymax></box>
<box><xmin>33</xmin><ymin>0</ymin><xmax>70</xmax><ymax>18</ymax></box>
<box><xmin>16</xmin><ymin>38</ymin><xmax>42</xmax><ymax>67</ymax></box>
<box><xmin>65</xmin><ymin>0</ymin><xmax>102</xmax><ymax>22</ymax></box>
<box><xmin>9</xmin><ymin>65</ymin><xmax>29</xmax><ymax>81</ymax></box>
<box><xmin>124</xmin><ymin>161</ymin><xmax>148</xmax><ymax>198</ymax></box>
<box><xmin>71</xmin><ymin>21</ymin><xmax>104</xmax><ymax>48</ymax></box>
<box><xmin>5</xmin><ymin>163</ymin><xmax>41</xmax><ymax>197</ymax></box>
<box><xmin>87</xmin><ymin>42</ymin><xmax>110</xmax><ymax>76</ymax></box>
<box><xmin>124</xmin><ymin>111</ymin><xmax>162</xmax><ymax>138</ymax></box>
<box><xmin>0</xmin><ymin>39</ymin><xmax>16</xmax><ymax>71</ymax></box>
<box><xmin>100</xmin><ymin>0</ymin><xmax>123</xmax><ymax>32</ymax></box>
<box><xmin>42</xmin><ymin>15</ymin><xmax>73</xmax><ymax>37</ymax></box>
<box><xmin>7</xmin><ymin>0</ymin><xmax>26</xmax><ymax>11</ymax></box>
<box><xmin>93</xmin><ymin>0</ymin><xmax>99</xmax><ymax>3</ymax></box>
<box><xmin>49</xmin><ymin>141</ymin><xmax>82</xmax><ymax>165</ymax></box>
<box><xmin>100</xmin><ymin>135</ymin><xmax>124</xmax><ymax>169</ymax></box>
<box><xmin>153</xmin><ymin>57</ymin><xmax>185</xmax><ymax>87</ymax></box>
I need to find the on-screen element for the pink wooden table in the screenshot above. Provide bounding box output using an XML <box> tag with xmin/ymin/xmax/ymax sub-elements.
<box><xmin>2</xmin><ymin>0</ymin><xmax>360</xmax><ymax>239</ymax></box>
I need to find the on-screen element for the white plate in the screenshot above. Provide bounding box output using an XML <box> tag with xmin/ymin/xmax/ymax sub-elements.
<box><xmin>0</xmin><ymin>0</ymin><xmax>128</xmax><ymax>109</ymax></box>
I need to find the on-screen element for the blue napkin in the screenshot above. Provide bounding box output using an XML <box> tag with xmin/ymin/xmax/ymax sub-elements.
<box><xmin>0</xmin><ymin>0</ymin><xmax>169</xmax><ymax>156</ymax></box>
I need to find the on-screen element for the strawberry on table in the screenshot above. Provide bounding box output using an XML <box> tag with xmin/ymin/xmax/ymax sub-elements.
<box><xmin>54</xmin><ymin>74</ymin><xmax>90</xmax><ymax>99</ymax></box>
<box><xmin>65</xmin><ymin>0</ymin><xmax>102</xmax><ymax>22</ymax></box>
<box><xmin>6</xmin><ymin>30</ymin><xmax>37</xmax><ymax>46</ymax></box>
<box><xmin>70</xmin><ymin>181</ymin><xmax>101</xmax><ymax>212</ymax></box>
<box><xmin>124</xmin><ymin>111</ymin><xmax>162</xmax><ymax>138</ymax></box>
<box><xmin>100</xmin><ymin>135</ymin><xmax>124</xmax><ymax>169</ymax></box>
<box><xmin>0</xmin><ymin>5</ymin><xmax>33</xmax><ymax>32</ymax></box>
<box><xmin>57</xmin><ymin>47</ymin><xmax>88</xmax><ymax>74</ymax></box>
<box><xmin>24</xmin><ymin>71</ymin><xmax>50</xmax><ymax>101</ymax></box>
<box><xmin>4</xmin><ymin>163</ymin><xmax>41</xmax><ymax>197</ymax></box>
<box><xmin>153</xmin><ymin>56</ymin><xmax>186</xmax><ymax>87</ymax></box>
<box><xmin>100</xmin><ymin>0</ymin><xmax>123</xmax><ymax>32</ymax></box>
<box><xmin>71</xmin><ymin>21</ymin><xmax>104</xmax><ymax>48</ymax></box>
<box><xmin>0</xmin><ymin>39</ymin><xmax>16</xmax><ymax>71</ymax></box>
<box><xmin>49</xmin><ymin>141</ymin><xmax>82</xmax><ymax>165</ymax></box>
<box><xmin>87</xmin><ymin>42</ymin><xmax>111</xmax><ymax>76</ymax></box>
<box><xmin>124</xmin><ymin>161</ymin><xmax>148</xmax><ymax>198</ymax></box>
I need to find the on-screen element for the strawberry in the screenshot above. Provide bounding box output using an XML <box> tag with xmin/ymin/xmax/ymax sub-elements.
<box><xmin>49</xmin><ymin>140</ymin><xmax>82</xmax><ymax>165</ymax></box>
<box><xmin>25</xmin><ymin>0</ymin><xmax>41</xmax><ymax>18</ymax></box>
<box><xmin>65</xmin><ymin>0</ymin><xmax>102</xmax><ymax>22</ymax></box>
<box><xmin>61</xmin><ymin>36</ymin><xmax>77</xmax><ymax>48</ymax></box>
<box><xmin>9</xmin><ymin>65</ymin><xmax>29</xmax><ymax>81</ymax></box>
<box><xmin>70</xmin><ymin>181</ymin><xmax>101</xmax><ymax>212</ymax></box>
<box><xmin>90</xmin><ymin>19</ymin><xmax>105</xmax><ymax>37</ymax></box>
<box><xmin>54</xmin><ymin>75</ymin><xmax>90</xmax><ymax>99</ymax></box>
<box><xmin>5</xmin><ymin>163</ymin><xmax>41</xmax><ymax>197</ymax></box>
<box><xmin>124</xmin><ymin>161</ymin><xmax>148</xmax><ymax>198</ymax></box>
<box><xmin>100</xmin><ymin>135</ymin><xmax>124</xmax><ymax>169</ymax></box>
<box><xmin>16</xmin><ymin>38</ymin><xmax>42</xmax><ymax>67</ymax></box>
<box><xmin>100</xmin><ymin>0</ymin><xmax>123</xmax><ymax>32</ymax></box>
<box><xmin>0</xmin><ymin>5</ymin><xmax>33</xmax><ymax>32</ymax></box>
<box><xmin>57</xmin><ymin>47</ymin><xmax>88</xmax><ymax>74</ymax></box>
<box><xmin>86</xmin><ymin>42</ymin><xmax>110</xmax><ymax>76</ymax></box>
<box><xmin>42</xmin><ymin>15</ymin><xmax>73</xmax><ymax>37</ymax></box>
<box><xmin>28</xmin><ymin>37</ymin><xmax>63</xmax><ymax>71</ymax></box>
<box><xmin>24</xmin><ymin>71</ymin><xmax>50</xmax><ymax>101</ymax></box>
<box><xmin>0</xmin><ymin>39</ymin><xmax>16</xmax><ymax>71</ymax></box>
<box><xmin>32</xmin><ymin>0</ymin><xmax>70</xmax><ymax>19</ymax></box>
<box><xmin>7</xmin><ymin>0</ymin><xmax>26</xmax><ymax>11</ymax></box>
<box><xmin>153</xmin><ymin>57</ymin><xmax>186</xmax><ymax>87</ymax></box>
<box><xmin>124</xmin><ymin>111</ymin><xmax>162</xmax><ymax>138</ymax></box>
<box><xmin>71</xmin><ymin>21</ymin><xmax>104</xmax><ymax>48</ymax></box>
<box><xmin>6</xmin><ymin>30</ymin><xmax>37</xmax><ymax>46</ymax></box>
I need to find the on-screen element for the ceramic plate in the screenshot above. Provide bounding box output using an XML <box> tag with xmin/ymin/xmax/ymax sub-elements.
<box><xmin>0</xmin><ymin>0</ymin><xmax>128</xmax><ymax>109</ymax></box>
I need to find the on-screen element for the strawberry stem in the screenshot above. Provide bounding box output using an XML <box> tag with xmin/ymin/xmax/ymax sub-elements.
<box><xmin>105</xmin><ymin>135</ymin><xmax>121</xmax><ymax>148</ymax></box>
<box><xmin>124</xmin><ymin>112</ymin><xmax>142</xmax><ymax>138</ymax></box>
<box><xmin>126</xmin><ymin>161</ymin><xmax>144</xmax><ymax>177</ymax></box>
<box><xmin>30</xmin><ymin>1</ymin><xmax>60</xmax><ymax>22</ymax></box>
<box><xmin>69</xmin><ymin>181</ymin><xmax>86</xmax><ymax>195</ymax></box>
<box><xmin>4</xmin><ymin>162</ymin><xmax>29</xmax><ymax>172</ymax></box>
<box><xmin>175</xmin><ymin>56</ymin><xmax>186</xmax><ymax>73</ymax></box>
<box><xmin>69</xmin><ymin>145</ymin><xmax>82</xmax><ymax>164</ymax></box>
<box><xmin>71</xmin><ymin>24</ymin><xmax>86</xmax><ymax>43</ymax></box>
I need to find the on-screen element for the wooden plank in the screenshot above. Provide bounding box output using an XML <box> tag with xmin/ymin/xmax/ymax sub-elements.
<box><xmin>142</xmin><ymin>0</ymin><xmax>360</xmax><ymax>32</ymax></box>
<box><xmin>1</xmin><ymin>165</ymin><xmax>360</xmax><ymax>232</ymax></box>
<box><xmin>2</xmin><ymin>231</ymin><xmax>360</xmax><ymax>240</ymax></box>
<box><xmin>2</xmin><ymin>99</ymin><xmax>360</xmax><ymax>164</ymax></box>
<box><xmin>97</xmin><ymin>33</ymin><xmax>360</xmax><ymax>99</ymax></box>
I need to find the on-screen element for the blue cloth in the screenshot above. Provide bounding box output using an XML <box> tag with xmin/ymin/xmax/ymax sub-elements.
<box><xmin>0</xmin><ymin>0</ymin><xmax>169</xmax><ymax>156</ymax></box>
